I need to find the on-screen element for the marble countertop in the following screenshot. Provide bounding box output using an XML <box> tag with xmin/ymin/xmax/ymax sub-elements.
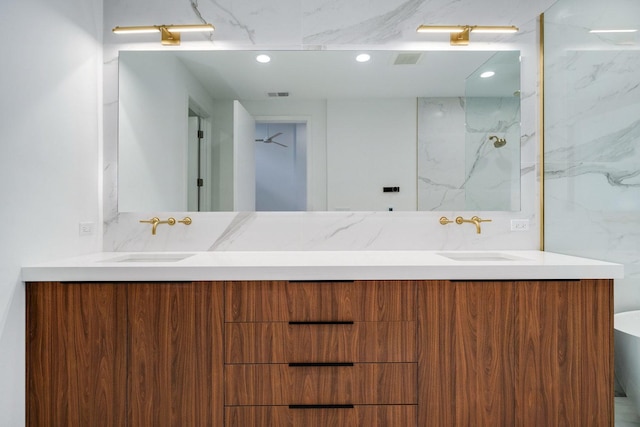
<box><xmin>21</xmin><ymin>250</ymin><xmax>623</xmax><ymax>282</ymax></box>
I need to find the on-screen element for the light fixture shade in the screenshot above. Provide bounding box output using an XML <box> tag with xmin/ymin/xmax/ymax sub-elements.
<box><xmin>416</xmin><ymin>25</ymin><xmax>466</xmax><ymax>33</ymax></box>
<box><xmin>164</xmin><ymin>24</ymin><xmax>215</xmax><ymax>33</ymax></box>
<box><xmin>589</xmin><ymin>29</ymin><xmax>638</xmax><ymax>33</ymax></box>
<box><xmin>112</xmin><ymin>26</ymin><xmax>159</xmax><ymax>34</ymax></box>
<box><xmin>471</xmin><ymin>26</ymin><xmax>518</xmax><ymax>33</ymax></box>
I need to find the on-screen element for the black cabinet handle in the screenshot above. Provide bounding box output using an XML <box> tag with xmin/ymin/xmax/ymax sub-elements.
<box><xmin>289</xmin><ymin>404</ymin><xmax>354</xmax><ymax>409</ymax></box>
<box><xmin>288</xmin><ymin>321</ymin><xmax>354</xmax><ymax>325</ymax></box>
<box><xmin>288</xmin><ymin>362</ymin><xmax>354</xmax><ymax>367</ymax></box>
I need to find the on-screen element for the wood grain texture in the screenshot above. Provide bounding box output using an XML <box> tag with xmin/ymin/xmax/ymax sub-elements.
<box><xmin>225</xmin><ymin>281</ymin><xmax>416</xmax><ymax>322</ymax></box>
<box><xmin>225</xmin><ymin>363</ymin><xmax>417</xmax><ymax>406</ymax></box>
<box><xmin>515</xmin><ymin>279</ymin><xmax>613</xmax><ymax>427</ymax></box>
<box><xmin>418</xmin><ymin>281</ymin><xmax>515</xmax><ymax>426</ymax></box>
<box><xmin>225</xmin><ymin>321</ymin><xmax>416</xmax><ymax>363</ymax></box>
<box><xmin>226</xmin><ymin>405</ymin><xmax>417</xmax><ymax>427</ymax></box>
<box><xmin>127</xmin><ymin>282</ymin><xmax>223</xmax><ymax>427</ymax></box>
<box><xmin>418</xmin><ymin>280</ymin><xmax>455</xmax><ymax>426</ymax></box>
<box><xmin>26</xmin><ymin>282</ymin><xmax>127</xmax><ymax>427</ymax></box>
<box><xmin>419</xmin><ymin>279</ymin><xmax>613</xmax><ymax>427</ymax></box>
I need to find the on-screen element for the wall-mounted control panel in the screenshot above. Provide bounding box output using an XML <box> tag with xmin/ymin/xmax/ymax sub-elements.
<box><xmin>383</xmin><ymin>187</ymin><xmax>400</xmax><ymax>193</ymax></box>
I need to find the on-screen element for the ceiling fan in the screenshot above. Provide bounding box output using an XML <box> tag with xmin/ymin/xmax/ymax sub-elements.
<box><xmin>255</xmin><ymin>132</ymin><xmax>287</xmax><ymax>147</ymax></box>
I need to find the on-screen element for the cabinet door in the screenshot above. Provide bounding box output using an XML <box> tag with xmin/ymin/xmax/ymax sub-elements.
<box><xmin>127</xmin><ymin>282</ymin><xmax>223</xmax><ymax>427</ymax></box>
<box><xmin>27</xmin><ymin>282</ymin><xmax>127</xmax><ymax>427</ymax></box>
<box><xmin>418</xmin><ymin>280</ymin><xmax>516</xmax><ymax>426</ymax></box>
<box><xmin>515</xmin><ymin>279</ymin><xmax>613</xmax><ymax>426</ymax></box>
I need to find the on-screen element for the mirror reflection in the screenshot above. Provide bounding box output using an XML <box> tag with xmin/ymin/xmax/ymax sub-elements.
<box><xmin>118</xmin><ymin>50</ymin><xmax>520</xmax><ymax>212</ymax></box>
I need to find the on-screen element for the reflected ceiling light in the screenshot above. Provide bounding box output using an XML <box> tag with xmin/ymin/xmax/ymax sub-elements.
<box><xmin>112</xmin><ymin>23</ymin><xmax>215</xmax><ymax>46</ymax></box>
<box><xmin>355</xmin><ymin>53</ymin><xmax>371</xmax><ymax>63</ymax></box>
<box><xmin>416</xmin><ymin>25</ymin><xmax>518</xmax><ymax>45</ymax></box>
<box><xmin>589</xmin><ymin>29</ymin><xmax>638</xmax><ymax>33</ymax></box>
<box><xmin>480</xmin><ymin>71</ymin><xmax>495</xmax><ymax>78</ymax></box>
<box><xmin>256</xmin><ymin>54</ymin><xmax>271</xmax><ymax>63</ymax></box>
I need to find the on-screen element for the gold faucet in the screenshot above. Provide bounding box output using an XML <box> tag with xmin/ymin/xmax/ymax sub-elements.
<box><xmin>455</xmin><ymin>216</ymin><xmax>492</xmax><ymax>234</ymax></box>
<box><xmin>140</xmin><ymin>217</ymin><xmax>192</xmax><ymax>235</ymax></box>
<box><xmin>139</xmin><ymin>217</ymin><xmax>176</xmax><ymax>235</ymax></box>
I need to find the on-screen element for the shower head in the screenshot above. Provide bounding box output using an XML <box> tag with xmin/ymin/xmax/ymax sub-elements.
<box><xmin>489</xmin><ymin>135</ymin><xmax>507</xmax><ymax>148</ymax></box>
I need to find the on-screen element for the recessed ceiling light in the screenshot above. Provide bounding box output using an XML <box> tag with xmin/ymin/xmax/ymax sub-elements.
<box><xmin>256</xmin><ymin>54</ymin><xmax>271</xmax><ymax>63</ymax></box>
<box><xmin>480</xmin><ymin>71</ymin><xmax>495</xmax><ymax>78</ymax></box>
<box><xmin>356</xmin><ymin>53</ymin><xmax>371</xmax><ymax>63</ymax></box>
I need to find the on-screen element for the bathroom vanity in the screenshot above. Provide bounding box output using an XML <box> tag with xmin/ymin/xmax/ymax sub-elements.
<box><xmin>23</xmin><ymin>251</ymin><xmax>623</xmax><ymax>427</ymax></box>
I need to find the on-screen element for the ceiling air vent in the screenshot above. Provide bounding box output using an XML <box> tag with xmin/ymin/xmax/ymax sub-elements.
<box><xmin>393</xmin><ymin>52</ymin><xmax>422</xmax><ymax>65</ymax></box>
<box><xmin>267</xmin><ymin>92</ymin><xmax>290</xmax><ymax>98</ymax></box>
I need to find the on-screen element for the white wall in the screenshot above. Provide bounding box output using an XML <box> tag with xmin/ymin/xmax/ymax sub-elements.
<box><xmin>118</xmin><ymin>52</ymin><xmax>217</xmax><ymax>211</ymax></box>
<box><xmin>327</xmin><ymin>98</ymin><xmax>417</xmax><ymax>211</ymax></box>
<box><xmin>0</xmin><ymin>0</ymin><xmax>103</xmax><ymax>424</ymax></box>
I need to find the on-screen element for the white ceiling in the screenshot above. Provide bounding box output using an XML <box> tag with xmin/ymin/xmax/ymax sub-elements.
<box><xmin>154</xmin><ymin>49</ymin><xmax>521</xmax><ymax>100</ymax></box>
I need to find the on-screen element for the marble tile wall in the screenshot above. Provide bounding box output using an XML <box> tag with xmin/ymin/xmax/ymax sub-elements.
<box><xmin>418</xmin><ymin>96</ymin><xmax>521</xmax><ymax>211</ymax></box>
<box><xmin>543</xmin><ymin>0</ymin><xmax>640</xmax><ymax>311</ymax></box>
<box><xmin>103</xmin><ymin>0</ymin><xmax>552</xmax><ymax>252</ymax></box>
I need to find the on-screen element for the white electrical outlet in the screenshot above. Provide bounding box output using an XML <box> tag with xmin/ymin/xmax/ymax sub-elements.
<box><xmin>79</xmin><ymin>222</ymin><xmax>95</xmax><ymax>236</ymax></box>
<box><xmin>510</xmin><ymin>219</ymin><xmax>530</xmax><ymax>232</ymax></box>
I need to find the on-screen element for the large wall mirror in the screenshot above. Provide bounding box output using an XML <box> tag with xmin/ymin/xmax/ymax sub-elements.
<box><xmin>118</xmin><ymin>49</ymin><xmax>520</xmax><ymax>212</ymax></box>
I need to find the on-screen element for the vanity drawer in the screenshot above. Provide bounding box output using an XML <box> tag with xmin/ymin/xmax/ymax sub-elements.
<box><xmin>225</xmin><ymin>321</ymin><xmax>416</xmax><ymax>363</ymax></box>
<box><xmin>225</xmin><ymin>363</ymin><xmax>417</xmax><ymax>406</ymax></box>
<box><xmin>225</xmin><ymin>281</ymin><xmax>416</xmax><ymax>322</ymax></box>
<box><xmin>225</xmin><ymin>405</ymin><xmax>417</xmax><ymax>427</ymax></box>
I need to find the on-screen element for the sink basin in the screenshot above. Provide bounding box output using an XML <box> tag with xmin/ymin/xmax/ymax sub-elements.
<box><xmin>105</xmin><ymin>253</ymin><xmax>194</xmax><ymax>263</ymax></box>
<box><xmin>437</xmin><ymin>252</ymin><xmax>527</xmax><ymax>262</ymax></box>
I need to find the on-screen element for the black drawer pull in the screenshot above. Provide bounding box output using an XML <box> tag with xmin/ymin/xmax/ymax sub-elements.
<box><xmin>289</xmin><ymin>404</ymin><xmax>354</xmax><ymax>409</ymax></box>
<box><xmin>288</xmin><ymin>362</ymin><xmax>354</xmax><ymax>367</ymax></box>
<box><xmin>289</xmin><ymin>321</ymin><xmax>354</xmax><ymax>325</ymax></box>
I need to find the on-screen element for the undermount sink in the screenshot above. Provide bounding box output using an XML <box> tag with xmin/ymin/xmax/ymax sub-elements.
<box><xmin>437</xmin><ymin>252</ymin><xmax>527</xmax><ymax>262</ymax></box>
<box><xmin>106</xmin><ymin>253</ymin><xmax>195</xmax><ymax>263</ymax></box>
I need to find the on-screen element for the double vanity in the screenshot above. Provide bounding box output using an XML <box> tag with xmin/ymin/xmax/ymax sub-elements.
<box><xmin>23</xmin><ymin>250</ymin><xmax>623</xmax><ymax>426</ymax></box>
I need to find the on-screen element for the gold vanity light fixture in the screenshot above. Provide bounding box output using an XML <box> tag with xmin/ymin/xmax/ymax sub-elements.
<box><xmin>416</xmin><ymin>25</ymin><xmax>518</xmax><ymax>45</ymax></box>
<box><xmin>112</xmin><ymin>24</ymin><xmax>214</xmax><ymax>46</ymax></box>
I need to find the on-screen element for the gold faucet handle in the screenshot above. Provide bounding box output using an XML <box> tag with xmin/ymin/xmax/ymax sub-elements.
<box><xmin>471</xmin><ymin>216</ymin><xmax>492</xmax><ymax>223</ymax></box>
<box><xmin>139</xmin><ymin>217</ymin><xmax>160</xmax><ymax>224</ymax></box>
<box><xmin>455</xmin><ymin>216</ymin><xmax>467</xmax><ymax>225</ymax></box>
<box><xmin>178</xmin><ymin>217</ymin><xmax>192</xmax><ymax>225</ymax></box>
<box><xmin>439</xmin><ymin>216</ymin><xmax>454</xmax><ymax>225</ymax></box>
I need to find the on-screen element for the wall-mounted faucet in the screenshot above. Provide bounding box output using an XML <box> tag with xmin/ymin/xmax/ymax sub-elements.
<box><xmin>456</xmin><ymin>216</ymin><xmax>492</xmax><ymax>234</ymax></box>
<box><xmin>140</xmin><ymin>216</ymin><xmax>192</xmax><ymax>235</ymax></box>
<box><xmin>440</xmin><ymin>215</ymin><xmax>492</xmax><ymax>234</ymax></box>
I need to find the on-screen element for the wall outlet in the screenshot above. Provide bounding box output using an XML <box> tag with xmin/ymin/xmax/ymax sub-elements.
<box><xmin>510</xmin><ymin>219</ymin><xmax>530</xmax><ymax>232</ymax></box>
<box><xmin>79</xmin><ymin>222</ymin><xmax>95</xmax><ymax>236</ymax></box>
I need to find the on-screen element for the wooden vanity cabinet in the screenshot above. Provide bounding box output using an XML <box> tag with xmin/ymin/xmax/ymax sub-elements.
<box><xmin>27</xmin><ymin>278</ymin><xmax>612</xmax><ymax>427</ymax></box>
<box><xmin>26</xmin><ymin>281</ymin><xmax>224</xmax><ymax>427</ymax></box>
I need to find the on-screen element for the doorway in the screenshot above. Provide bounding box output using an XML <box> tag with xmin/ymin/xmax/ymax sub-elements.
<box><xmin>254</xmin><ymin>121</ymin><xmax>307</xmax><ymax>211</ymax></box>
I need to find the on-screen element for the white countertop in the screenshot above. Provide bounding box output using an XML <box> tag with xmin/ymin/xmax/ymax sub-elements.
<box><xmin>21</xmin><ymin>250</ymin><xmax>624</xmax><ymax>282</ymax></box>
